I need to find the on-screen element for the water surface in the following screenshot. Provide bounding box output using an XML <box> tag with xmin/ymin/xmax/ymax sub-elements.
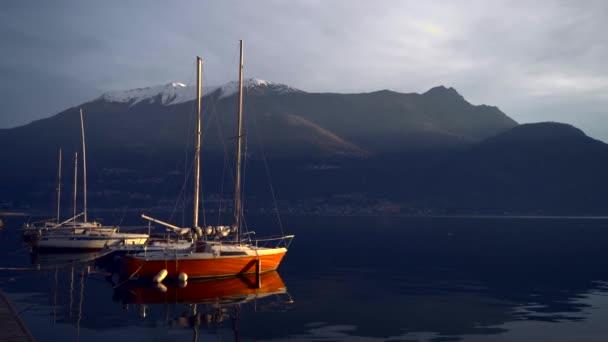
<box><xmin>2</xmin><ymin>215</ymin><xmax>608</xmax><ymax>341</ymax></box>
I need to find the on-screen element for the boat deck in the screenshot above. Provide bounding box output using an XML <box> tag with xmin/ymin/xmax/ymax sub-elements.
<box><xmin>0</xmin><ymin>290</ymin><xmax>35</xmax><ymax>341</ymax></box>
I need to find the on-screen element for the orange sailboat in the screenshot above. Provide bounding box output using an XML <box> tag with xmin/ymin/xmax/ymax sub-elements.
<box><xmin>120</xmin><ymin>41</ymin><xmax>293</xmax><ymax>281</ymax></box>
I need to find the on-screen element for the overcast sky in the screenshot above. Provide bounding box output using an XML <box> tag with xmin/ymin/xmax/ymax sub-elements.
<box><xmin>2</xmin><ymin>1</ymin><xmax>608</xmax><ymax>140</ymax></box>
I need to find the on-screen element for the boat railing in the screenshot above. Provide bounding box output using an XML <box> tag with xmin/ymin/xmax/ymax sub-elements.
<box><xmin>23</xmin><ymin>212</ymin><xmax>85</xmax><ymax>228</ymax></box>
<box><xmin>251</xmin><ymin>235</ymin><xmax>295</xmax><ymax>249</ymax></box>
<box><xmin>23</xmin><ymin>218</ymin><xmax>54</xmax><ymax>228</ymax></box>
<box><xmin>205</xmin><ymin>234</ymin><xmax>294</xmax><ymax>249</ymax></box>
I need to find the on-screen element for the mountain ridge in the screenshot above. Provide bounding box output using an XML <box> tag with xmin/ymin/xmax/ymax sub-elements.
<box><xmin>6</xmin><ymin>83</ymin><xmax>603</xmax><ymax>215</ymax></box>
<box><xmin>1</xmin><ymin>81</ymin><xmax>516</xmax><ymax>158</ymax></box>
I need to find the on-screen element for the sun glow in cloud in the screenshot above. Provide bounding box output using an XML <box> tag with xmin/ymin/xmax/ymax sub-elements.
<box><xmin>415</xmin><ymin>22</ymin><xmax>443</xmax><ymax>36</ymax></box>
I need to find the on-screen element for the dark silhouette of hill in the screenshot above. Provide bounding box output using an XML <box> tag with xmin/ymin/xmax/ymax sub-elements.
<box><xmin>421</xmin><ymin>122</ymin><xmax>608</xmax><ymax>214</ymax></box>
<box><xmin>267</xmin><ymin>122</ymin><xmax>608</xmax><ymax>215</ymax></box>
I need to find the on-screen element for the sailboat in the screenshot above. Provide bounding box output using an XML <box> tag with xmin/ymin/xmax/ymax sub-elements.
<box><xmin>22</xmin><ymin>147</ymin><xmax>66</xmax><ymax>239</ymax></box>
<box><xmin>29</xmin><ymin>110</ymin><xmax>149</xmax><ymax>251</ymax></box>
<box><xmin>24</xmin><ymin>148</ymin><xmax>114</xmax><ymax>238</ymax></box>
<box><xmin>120</xmin><ymin>41</ymin><xmax>293</xmax><ymax>280</ymax></box>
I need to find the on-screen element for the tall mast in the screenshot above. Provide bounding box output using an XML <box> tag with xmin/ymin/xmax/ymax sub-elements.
<box><xmin>193</xmin><ymin>57</ymin><xmax>203</xmax><ymax>229</ymax></box>
<box><xmin>73</xmin><ymin>152</ymin><xmax>78</xmax><ymax>222</ymax></box>
<box><xmin>233</xmin><ymin>39</ymin><xmax>244</xmax><ymax>242</ymax></box>
<box><xmin>56</xmin><ymin>147</ymin><xmax>62</xmax><ymax>224</ymax></box>
<box><xmin>79</xmin><ymin>109</ymin><xmax>88</xmax><ymax>222</ymax></box>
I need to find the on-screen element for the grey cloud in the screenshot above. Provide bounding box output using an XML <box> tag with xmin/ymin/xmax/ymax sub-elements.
<box><xmin>1</xmin><ymin>0</ymin><xmax>608</xmax><ymax>141</ymax></box>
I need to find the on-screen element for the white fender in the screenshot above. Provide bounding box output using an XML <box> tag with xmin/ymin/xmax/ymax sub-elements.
<box><xmin>153</xmin><ymin>269</ymin><xmax>168</xmax><ymax>283</ymax></box>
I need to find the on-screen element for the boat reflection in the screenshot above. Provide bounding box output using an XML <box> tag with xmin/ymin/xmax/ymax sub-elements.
<box><xmin>115</xmin><ymin>271</ymin><xmax>289</xmax><ymax>306</ymax></box>
<box><xmin>29</xmin><ymin>251</ymin><xmax>99</xmax><ymax>268</ymax></box>
<box><xmin>114</xmin><ymin>271</ymin><xmax>292</xmax><ymax>340</ymax></box>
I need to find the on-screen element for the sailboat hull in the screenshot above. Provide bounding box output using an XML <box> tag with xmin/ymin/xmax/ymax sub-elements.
<box><xmin>33</xmin><ymin>233</ymin><xmax>149</xmax><ymax>251</ymax></box>
<box><xmin>120</xmin><ymin>248</ymin><xmax>287</xmax><ymax>280</ymax></box>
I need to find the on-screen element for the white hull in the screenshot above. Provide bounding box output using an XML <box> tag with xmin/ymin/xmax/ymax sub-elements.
<box><xmin>23</xmin><ymin>224</ymin><xmax>117</xmax><ymax>241</ymax></box>
<box><xmin>106</xmin><ymin>239</ymin><xmax>193</xmax><ymax>254</ymax></box>
<box><xmin>34</xmin><ymin>231</ymin><xmax>149</xmax><ymax>251</ymax></box>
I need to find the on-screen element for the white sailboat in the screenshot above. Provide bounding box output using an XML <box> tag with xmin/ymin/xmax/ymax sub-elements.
<box><xmin>23</xmin><ymin>147</ymin><xmax>108</xmax><ymax>239</ymax></box>
<box><xmin>23</xmin><ymin>147</ymin><xmax>66</xmax><ymax>238</ymax></box>
<box><xmin>29</xmin><ymin>109</ymin><xmax>149</xmax><ymax>251</ymax></box>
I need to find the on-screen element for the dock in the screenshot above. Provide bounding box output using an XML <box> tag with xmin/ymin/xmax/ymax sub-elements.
<box><xmin>0</xmin><ymin>290</ymin><xmax>35</xmax><ymax>341</ymax></box>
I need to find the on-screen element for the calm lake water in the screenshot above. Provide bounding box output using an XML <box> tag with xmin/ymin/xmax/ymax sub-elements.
<box><xmin>2</xmin><ymin>215</ymin><xmax>608</xmax><ymax>341</ymax></box>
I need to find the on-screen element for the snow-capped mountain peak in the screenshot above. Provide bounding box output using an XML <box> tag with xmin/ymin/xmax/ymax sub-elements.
<box><xmin>100</xmin><ymin>82</ymin><xmax>195</xmax><ymax>106</ymax></box>
<box><xmin>217</xmin><ymin>78</ymin><xmax>302</xmax><ymax>99</ymax></box>
<box><xmin>99</xmin><ymin>78</ymin><xmax>302</xmax><ymax>107</ymax></box>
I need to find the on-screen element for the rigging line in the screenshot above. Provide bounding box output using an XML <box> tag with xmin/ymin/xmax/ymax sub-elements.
<box><xmin>207</xmin><ymin>76</ymin><xmax>238</xmax><ymax>219</ymax></box>
<box><xmin>240</xmin><ymin>133</ymin><xmax>248</xmax><ymax>233</ymax></box>
<box><xmin>249</xmin><ymin>101</ymin><xmax>285</xmax><ymax>235</ymax></box>
<box><xmin>184</xmin><ymin>102</ymin><xmax>195</xmax><ymax>227</ymax></box>
<box><xmin>101</xmin><ymin>86</ymin><xmax>194</xmax><ymax>228</ymax></box>
<box><xmin>181</xmin><ymin>80</ymin><xmax>197</xmax><ymax>228</ymax></box>
<box><xmin>162</xmin><ymin>60</ymin><xmax>199</xmax><ymax>228</ymax></box>
<box><xmin>221</xmin><ymin>40</ymin><xmax>241</xmax><ymax>188</ymax></box>
<box><xmin>215</xmin><ymin>90</ymin><xmax>237</xmax><ymax>178</ymax></box>
<box><xmin>112</xmin><ymin>263</ymin><xmax>144</xmax><ymax>289</ymax></box>
<box><xmin>216</xmin><ymin>151</ymin><xmax>228</xmax><ymax>227</ymax></box>
<box><xmin>201</xmin><ymin>76</ymin><xmax>228</xmax><ymax>227</ymax></box>
<box><xmin>167</xmin><ymin>155</ymin><xmax>196</xmax><ymax>225</ymax></box>
<box><xmin>117</xmin><ymin>207</ymin><xmax>128</xmax><ymax>227</ymax></box>
<box><xmin>165</xmin><ymin>64</ymin><xmax>198</xmax><ymax>226</ymax></box>
<box><xmin>88</xmin><ymin>100</ymin><xmax>175</xmax><ymax>226</ymax></box>
<box><xmin>195</xmin><ymin>42</ymin><xmax>241</xmax><ymax>228</ymax></box>
<box><xmin>199</xmin><ymin>72</ymin><xmax>223</xmax><ymax>228</ymax></box>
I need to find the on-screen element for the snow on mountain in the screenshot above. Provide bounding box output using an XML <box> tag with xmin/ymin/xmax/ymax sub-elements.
<box><xmin>99</xmin><ymin>79</ymin><xmax>301</xmax><ymax>107</ymax></box>
<box><xmin>100</xmin><ymin>82</ymin><xmax>196</xmax><ymax>106</ymax></box>
<box><xmin>217</xmin><ymin>79</ymin><xmax>303</xmax><ymax>99</ymax></box>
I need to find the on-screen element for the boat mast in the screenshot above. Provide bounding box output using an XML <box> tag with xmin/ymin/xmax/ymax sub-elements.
<box><xmin>56</xmin><ymin>148</ymin><xmax>62</xmax><ymax>224</ymax></box>
<box><xmin>233</xmin><ymin>39</ymin><xmax>244</xmax><ymax>242</ymax></box>
<box><xmin>80</xmin><ymin>109</ymin><xmax>88</xmax><ymax>222</ymax></box>
<box><xmin>193</xmin><ymin>57</ymin><xmax>203</xmax><ymax>230</ymax></box>
<box><xmin>73</xmin><ymin>152</ymin><xmax>78</xmax><ymax>222</ymax></box>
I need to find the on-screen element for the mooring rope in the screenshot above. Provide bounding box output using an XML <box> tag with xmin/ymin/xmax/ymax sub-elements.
<box><xmin>112</xmin><ymin>263</ymin><xmax>144</xmax><ymax>289</ymax></box>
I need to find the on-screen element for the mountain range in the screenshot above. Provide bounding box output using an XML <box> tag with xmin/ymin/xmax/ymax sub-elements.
<box><xmin>0</xmin><ymin>80</ymin><xmax>606</xmax><ymax>217</ymax></box>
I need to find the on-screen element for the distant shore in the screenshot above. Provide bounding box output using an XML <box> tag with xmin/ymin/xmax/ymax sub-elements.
<box><xmin>0</xmin><ymin>212</ymin><xmax>27</xmax><ymax>217</ymax></box>
<box><xmin>6</xmin><ymin>208</ymin><xmax>608</xmax><ymax>221</ymax></box>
